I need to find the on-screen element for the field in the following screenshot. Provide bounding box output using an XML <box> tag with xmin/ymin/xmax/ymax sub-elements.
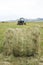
<box><xmin>0</xmin><ymin>22</ymin><xmax>43</xmax><ymax>65</ymax></box>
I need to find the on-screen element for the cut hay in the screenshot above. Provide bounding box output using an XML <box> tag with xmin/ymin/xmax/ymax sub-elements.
<box><xmin>11</xmin><ymin>57</ymin><xmax>39</xmax><ymax>65</ymax></box>
<box><xmin>3</xmin><ymin>27</ymin><xmax>40</xmax><ymax>57</ymax></box>
<box><xmin>0</xmin><ymin>58</ymin><xmax>39</xmax><ymax>65</ymax></box>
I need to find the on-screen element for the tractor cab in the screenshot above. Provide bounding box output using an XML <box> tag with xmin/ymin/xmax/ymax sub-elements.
<box><xmin>17</xmin><ymin>18</ymin><xmax>25</xmax><ymax>25</ymax></box>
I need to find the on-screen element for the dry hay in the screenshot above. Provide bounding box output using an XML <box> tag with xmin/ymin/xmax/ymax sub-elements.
<box><xmin>11</xmin><ymin>57</ymin><xmax>39</xmax><ymax>65</ymax></box>
<box><xmin>0</xmin><ymin>57</ymin><xmax>39</xmax><ymax>65</ymax></box>
<box><xmin>3</xmin><ymin>27</ymin><xmax>40</xmax><ymax>57</ymax></box>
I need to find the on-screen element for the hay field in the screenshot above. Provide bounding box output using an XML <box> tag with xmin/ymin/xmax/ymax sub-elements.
<box><xmin>0</xmin><ymin>22</ymin><xmax>43</xmax><ymax>65</ymax></box>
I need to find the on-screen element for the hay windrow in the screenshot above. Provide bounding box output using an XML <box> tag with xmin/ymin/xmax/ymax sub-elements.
<box><xmin>3</xmin><ymin>27</ymin><xmax>40</xmax><ymax>57</ymax></box>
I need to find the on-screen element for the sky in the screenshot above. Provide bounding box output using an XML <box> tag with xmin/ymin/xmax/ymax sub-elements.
<box><xmin>0</xmin><ymin>0</ymin><xmax>43</xmax><ymax>21</ymax></box>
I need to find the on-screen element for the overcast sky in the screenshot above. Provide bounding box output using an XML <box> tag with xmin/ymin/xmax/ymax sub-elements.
<box><xmin>0</xmin><ymin>0</ymin><xmax>43</xmax><ymax>21</ymax></box>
